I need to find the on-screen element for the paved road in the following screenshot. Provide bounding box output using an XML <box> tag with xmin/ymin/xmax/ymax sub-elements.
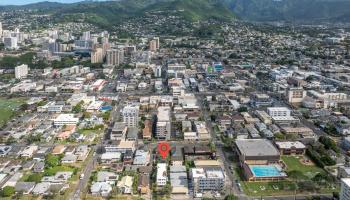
<box><xmin>196</xmin><ymin>93</ymin><xmax>248</xmax><ymax>200</ymax></box>
<box><xmin>70</xmin><ymin>149</ymin><xmax>97</xmax><ymax>200</ymax></box>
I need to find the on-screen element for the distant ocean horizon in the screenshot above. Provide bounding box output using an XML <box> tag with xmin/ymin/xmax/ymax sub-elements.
<box><xmin>0</xmin><ymin>0</ymin><xmax>112</xmax><ymax>6</ymax></box>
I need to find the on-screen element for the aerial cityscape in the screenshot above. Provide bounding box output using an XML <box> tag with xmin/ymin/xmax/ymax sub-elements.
<box><xmin>0</xmin><ymin>0</ymin><xmax>350</xmax><ymax>200</ymax></box>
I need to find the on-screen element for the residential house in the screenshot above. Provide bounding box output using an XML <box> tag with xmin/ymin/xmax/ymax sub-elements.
<box><xmin>61</xmin><ymin>154</ymin><xmax>77</xmax><ymax>164</ymax></box>
<box><xmin>100</xmin><ymin>152</ymin><xmax>122</xmax><ymax>164</ymax></box>
<box><xmin>52</xmin><ymin>144</ymin><xmax>66</xmax><ymax>155</ymax></box>
<box><xmin>91</xmin><ymin>182</ymin><xmax>112</xmax><ymax>197</ymax></box>
<box><xmin>133</xmin><ymin>150</ymin><xmax>150</xmax><ymax>166</ymax></box>
<box><xmin>117</xmin><ymin>176</ymin><xmax>133</xmax><ymax>194</ymax></box>
<box><xmin>33</xmin><ymin>161</ymin><xmax>45</xmax><ymax>173</ymax></box>
<box><xmin>15</xmin><ymin>182</ymin><xmax>36</xmax><ymax>194</ymax></box>
<box><xmin>138</xmin><ymin>174</ymin><xmax>150</xmax><ymax>194</ymax></box>
<box><xmin>97</xmin><ymin>171</ymin><xmax>118</xmax><ymax>185</ymax></box>
<box><xmin>19</xmin><ymin>145</ymin><xmax>38</xmax><ymax>158</ymax></box>
<box><xmin>32</xmin><ymin>182</ymin><xmax>50</xmax><ymax>195</ymax></box>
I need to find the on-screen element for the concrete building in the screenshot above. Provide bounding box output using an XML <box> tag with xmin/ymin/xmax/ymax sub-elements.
<box><xmin>110</xmin><ymin>122</ymin><xmax>127</xmax><ymax>140</ymax></box>
<box><xmin>15</xmin><ymin>64</ymin><xmax>28</xmax><ymax>79</ymax></box>
<box><xmin>149</xmin><ymin>39</ymin><xmax>158</xmax><ymax>51</ymax></box>
<box><xmin>106</xmin><ymin>49</ymin><xmax>124</xmax><ymax>66</ymax></box>
<box><xmin>340</xmin><ymin>178</ymin><xmax>350</xmax><ymax>200</ymax></box>
<box><xmin>235</xmin><ymin>139</ymin><xmax>280</xmax><ymax>166</ymax></box>
<box><xmin>53</xmin><ymin>114</ymin><xmax>79</xmax><ymax>126</ymax></box>
<box><xmin>142</xmin><ymin>120</ymin><xmax>152</xmax><ymax>140</ymax></box>
<box><xmin>267</xmin><ymin>107</ymin><xmax>291</xmax><ymax>117</ymax></box>
<box><xmin>91</xmin><ymin>48</ymin><xmax>103</xmax><ymax>63</ymax></box>
<box><xmin>156</xmin><ymin>106</ymin><xmax>171</xmax><ymax>140</ymax></box>
<box><xmin>286</xmin><ymin>87</ymin><xmax>306</xmax><ymax>105</ymax></box>
<box><xmin>156</xmin><ymin>163</ymin><xmax>167</xmax><ymax>186</ymax></box>
<box><xmin>154</xmin><ymin>65</ymin><xmax>162</xmax><ymax>78</ymax></box>
<box><xmin>122</xmin><ymin>104</ymin><xmax>139</xmax><ymax>128</ymax></box>
<box><xmin>4</xmin><ymin>37</ymin><xmax>17</xmax><ymax>49</ymax></box>
<box><xmin>191</xmin><ymin>168</ymin><xmax>224</xmax><ymax>192</ymax></box>
<box><xmin>275</xmin><ymin>141</ymin><xmax>306</xmax><ymax>155</ymax></box>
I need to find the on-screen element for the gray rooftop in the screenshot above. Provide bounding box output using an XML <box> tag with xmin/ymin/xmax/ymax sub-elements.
<box><xmin>235</xmin><ymin>139</ymin><xmax>279</xmax><ymax>157</ymax></box>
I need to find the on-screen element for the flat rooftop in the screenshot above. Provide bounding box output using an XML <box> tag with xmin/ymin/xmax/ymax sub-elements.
<box><xmin>235</xmin><ymin>139</ymin><xmax>279</xmax><ymax>157</ymax></box>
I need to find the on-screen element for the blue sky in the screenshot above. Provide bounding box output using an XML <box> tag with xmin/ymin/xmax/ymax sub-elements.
<box><xmin>0</xmin><ymin>0</ymin><xmax>102</xmax><ymax>5</ymax></box>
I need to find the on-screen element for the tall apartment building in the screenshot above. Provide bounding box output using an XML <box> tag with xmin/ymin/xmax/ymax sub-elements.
<box><xmin>340</xmin><ymin>178</ymin><xmax>350</xmax><ymax>200</ymax></box>
<box><xmin>154</xmin><ymin>37</ymin><xmax>160</xmax><ymax>49</ymax></box>
<box><xmin>149</xmin><ymin>39</ymin><xmax>158</xmax><ymax>52</ymax></box>
<box><xmin>106</xmin><ymin>49</ymin><xmax>124</xmax><ymax>66</ymax></box>
<box><xmin>4</xmin><ymin>37</ymin><xmax>17</xmax><ymax>49</ymax></box>
<box><xmin>15</xmin><ymin>64</ymin><xmax>28</xmax><ymax>79</ymax></box>
<box><xmin>122</xmin><ymin>104</ymin><xmax>139</xmax><ymax>128</ymax></box>
<box><xmin>154</xmin><ymin>65</ymin><xmax>162</xmax><ymax>78</ymax></box>
<box><xmin>81</xmin><ymin>31</ymin><xmax>91</xmax><ymax>40</ymax></box>
<box><xmin>0</xmin><ymin>22</ymin><xmax>2</xmax><ymax>38</ymax></box>
<box><xmin>286</xmin><ymin>87</ymin><xmax>306</xmax><ymax>105</ymax></box>
<box><xmin>156</xmin><ymin>106</ymin><xmax>171</xmax><ymax>140</ymax></box>
<box><xmin>191</xmin><ymin>168</ymin><xmax>225</xmax><ymax>192</ymax></box>
<box><xmin>91</xmin><ymin>48</ymin><xmax>103</xmax><ymax>63</ymax></box>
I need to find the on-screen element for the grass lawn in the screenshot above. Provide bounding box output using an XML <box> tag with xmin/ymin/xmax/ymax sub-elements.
<box><xmin>44</xmin><ymin>165</ymin><xmax>76</xmax><ymax>176</ymax></box>
<box><xmin>0</xmin><ymin>97</ymin><xmax>26</xmax><ymax>126</ymax></box>
<box><xmin>242</xmin><ymin>181</ymin><xmax>297</xmax><ymax>196</ymax></box>
<box><xmin>282</xmin><ymin>155</ymin><xmax>324</xmax><ymax>179</ymax></box>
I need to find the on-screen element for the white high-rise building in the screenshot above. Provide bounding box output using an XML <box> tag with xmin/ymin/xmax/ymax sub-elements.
<box><xmin>106</xmin><ymin>49</ymin><xmax>124</xmax><ymax>66</ymax></box>
<box><xmin>4</xmin><ymin>37</ymin><xmax>17</xmax><ymax>49</ymax></box>
<box><xmin>149</xmin><ymin>39</ymin><xmax>158</xmax><ymax>52</ymax></box>
<box><xmin>154</xmin><ymin>37</ymin><xmax>160</xmax><ymax>49</ymax></box>
<box><xmin>340</xmin><ymin>178</ymin><xmax>350</xmax><ymax>200</ymax></box>
<box><xmin>156</xmin><ymin>106</ymin><xmax>171</xmax><ymax>140</ymax></box>
<box><xmin>82</xmin><ymin>31</ymin><xmax>91</xmax><ymax>40</ymax></box>
<box><xmin>0</xmin><ymin>22</ymin><xmax>2</xmax><ymax>38</ymax></box>
<box><xmin>122</xmin><ymin>104</ymin><xmax>139</xmax><ymax>128</ymax></box>
<box><xmin>91</xmin><ymin>48</ymin><xmax>103</xmax><ymax>64</ymax></box>
<box><xmin>15</xmin><ymin>64</ymin><xmax>29</xmax><ymax>79</ymax></box>
<box><xmin>154</xmin><ymin>65</ymin><xmax>162</xmax><ymax>78</ymax></box>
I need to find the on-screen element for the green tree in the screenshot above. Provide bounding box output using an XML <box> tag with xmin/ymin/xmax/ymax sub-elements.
<box><xmin>45</xmin><ymin>154</ymin><xmax>60</xmax><ymax>168</ymax></box>
<box><xmin>0</xmin><ymin>186</ymin><xmax>15</xmax><ymax>197</ymax></box>
<box><xmin>5</xmin><ymin>136</ymin><xmax>16</xmax><ymax>145</ymax></box>
<box><xmin>238</xmin><ymin>107</ymin><xmax>248</xmax><ymax>112</ymax></box>
<box><xmin>72</xmin><ymin>101</ymin><xmax>84</xmax><ymax>113</ymax></box>
<box><xmin>82</xmin><ymin>112</ymin><xmax>92</xmax><ymax>119</ymax></box>
<box><xmin>26</xmin><ymin>173</ymin><xmax>43</xmax><ymax>183</ymax></box>
<box><xmin>225</xmin><ymin>194</ymin><xmax>238</xmax><ymax>200</ymax></box>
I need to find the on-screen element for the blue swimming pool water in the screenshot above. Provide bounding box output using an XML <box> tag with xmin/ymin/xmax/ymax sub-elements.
<box><xmin>100</xmin><ymin>106</ymin><xmax>113</xmax><ymax>111</ymax></box>
<box><xmin>250</xmin><ymin>165</ymin><xmax>283</xmax><ymax>177</ymax></box>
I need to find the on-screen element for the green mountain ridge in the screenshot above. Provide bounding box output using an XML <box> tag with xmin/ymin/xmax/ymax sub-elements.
<box><xmin>0</xmin><ymin>0</ymin><xmax>350</xmax><ymax>26</ymax></box>
<box><xmin>0</xmin><ymin>0</ymin><xmax>234</xmax><ymax>28</ymax></box>
<box><xmin>222</xmin><ymin>0</ymin><xmax>350</xmax><ymax>22</ymax></box>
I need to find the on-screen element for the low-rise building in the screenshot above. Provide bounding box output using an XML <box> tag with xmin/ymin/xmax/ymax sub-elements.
<box><xmin>275</xmin><ymin>141</ymin><xmax>306</xmax><ymax>155</ymax></box>
<box><xmin>191</xmin><ymin>168</ymin><xmax>224</xmax><ymax>192</ymax></box>
<box><xmin>156</xmin><ymin>163</ymin><xmax>167</xmax><ymax>186</ymax></box>
<box><xmin>117</xmin><ymin>176</ymin><xmax>133</xmax><ymax>194</ymax></box>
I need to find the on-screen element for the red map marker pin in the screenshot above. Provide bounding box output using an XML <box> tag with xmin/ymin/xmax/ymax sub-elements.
<box><xmin>158</xmin><ymin>142</ymin><xmax>170</xmax><ymax>159</ymax></box>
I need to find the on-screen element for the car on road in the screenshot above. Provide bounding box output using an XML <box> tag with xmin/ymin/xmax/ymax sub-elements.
<box><xmin>80</xmin><ymin>173</ymin><xmax>84</xmax><ymax>179</ymax></box>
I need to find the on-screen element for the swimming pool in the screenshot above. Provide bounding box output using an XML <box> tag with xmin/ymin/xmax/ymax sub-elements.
<box><xmin>249</xmin><ymin>165</ymin><xmax>286</xmax><ymax>177</ymax></box>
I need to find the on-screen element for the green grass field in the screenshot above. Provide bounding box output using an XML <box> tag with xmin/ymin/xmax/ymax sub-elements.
<box><xmin>241</xmin><ymin>155</ymin><xmax>339</xmax><ymax>197</ymax></box>
<box><xmin>44</xmin><ymin>165</ymin><xmax>76</xmax><ymax>176</ymax></box>
<box><xmin>0</xmin><ymin>97</ymin><xmax>26</xmax><ymax>127</ymax></box>
<box><xmin>242</xmin><ymin>181</ymin><xmax>297</xmax><ymax>196</ymax></box>
<box><xmin>282</xmin><ymin>155</ymin><xmax>324</xmax><ymax>179</ymax></box>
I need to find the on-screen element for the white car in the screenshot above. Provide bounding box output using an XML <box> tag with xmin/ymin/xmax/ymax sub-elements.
<box><xmin>80</xmin><ymin>174</ymin><xmax>84</xmax><ymax>179</ymax></box>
